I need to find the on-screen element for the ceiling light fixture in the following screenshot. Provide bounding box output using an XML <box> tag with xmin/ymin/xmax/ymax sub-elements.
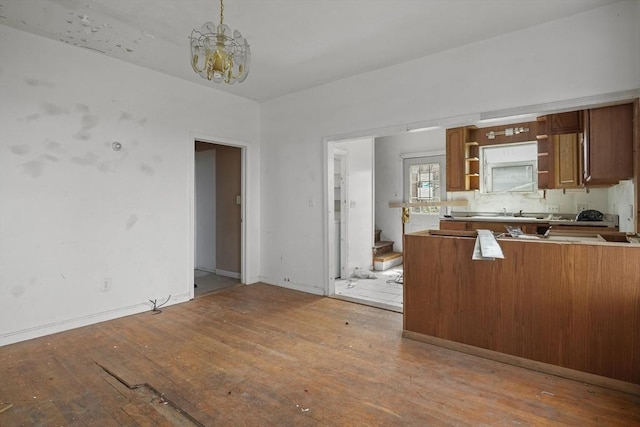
<box><xmin>189</xmin><ymin>0</ymin><xmax>250</xmax><ymax>84</ymax></box>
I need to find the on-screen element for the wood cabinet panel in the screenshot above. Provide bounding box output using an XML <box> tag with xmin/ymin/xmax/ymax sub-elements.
<box><xmin>548</xmin><ymin>111</ymin><xmax>583</xmax><ymax>134</ymax></box>
<box><xmin>572</xmin><ymin>245</ymin><xmax>640</xmax><ymax>381</ymax></box>
<box><xmin>446</xmin><ymin>127</ymin><xmax>466</xmax><ymax>191</ymax></box>
<box><xmin>404</xmin><ymin>233</ymin><xmax>640</xmax><ymax>384</ymax></box>
<box><xmin>440</xmin><ymin>220</ymin><xmax>541</xmax><ymax>234</ymax></box>
<box><xmin>439</xmin><ymin>220</ymin><xmax>468</xmax><ymax>230</ymax></box>
<box><xmin>586</xmin><ymin>103</ymin><xmax>634</xmax><ymax>185</ymax></box>
<box><xmin>553</xmin><ymin>133</ymin><xmax>582</xmax><ymax>187</ymax></box>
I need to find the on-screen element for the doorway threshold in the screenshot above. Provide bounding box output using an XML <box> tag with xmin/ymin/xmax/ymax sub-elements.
<box><xmin>329</xmin><ymin>294</ymin><xmax>402</xmax><ymax>313</ymax></box>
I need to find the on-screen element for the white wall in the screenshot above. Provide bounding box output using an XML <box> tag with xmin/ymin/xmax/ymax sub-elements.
<box><xmin>260</xmin><ymin>1</ymin><xmax>640</xmax><ymax>295</ymax></box>
<box><xmin>195</xmin><ymin>150</ymin><xmax>216</xmax><ymax>271</ymax></box>
<box><xmin>0</xmin><ymin>25</ymin><xmax>260</xmax><ymax>345</ymax></box>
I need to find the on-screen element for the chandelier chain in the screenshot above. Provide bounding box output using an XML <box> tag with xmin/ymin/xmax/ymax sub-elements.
<box><xmin>220</xmin><ymin>0</ymin><xmax>224</xmax><ymax>25</ymax></box>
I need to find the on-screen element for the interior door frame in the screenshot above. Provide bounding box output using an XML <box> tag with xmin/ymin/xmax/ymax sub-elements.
<box><xmin>189</xmin><ymin>135</ymin><xmax>247</xmax><ymax>300</ymax></box>
<box><xmin>334</xmin><ymin>149</ymin><xmax>348</xmax><ymax>279</ymax></box>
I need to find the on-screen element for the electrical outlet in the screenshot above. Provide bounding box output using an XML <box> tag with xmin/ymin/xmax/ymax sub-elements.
<box><xmin>546</xmin><ymin>204</ymin><xmax>560</xmax><ymax>213</ymax></box>
<box><xmin>577</xmin><ymin>204</ymin><xmax>588</xmax><ymax>212</ymax></box>
<box><xmin>101</xmin><ymin>278</ymin><xmax>111</xmax><ymax>292</ymax></box>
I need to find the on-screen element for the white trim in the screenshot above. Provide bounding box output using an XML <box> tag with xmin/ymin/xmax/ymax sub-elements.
<box><xmin>216</xmin><ymin>269</ymin><xmax>241</xmax><ymax>279</ymax></box>
<box><xmin>261</xmin><ymin>276</ymin><xmax>325</xmax><ymax>296</ymax></box>
<box><xmin>0</xmin><ymin>294</ymin><xmax>191</xmax><ymax>346</ymax></box>
<box><xmin>400</xmin><ymin>150</ymin><xmax>445</xmax><ymax>159</ymax></box>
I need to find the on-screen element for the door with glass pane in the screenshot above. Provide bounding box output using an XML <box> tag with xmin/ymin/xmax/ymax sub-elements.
<box><xmin>403</xmin><ymin>156</ymin><xmax>446</xmax><ymax>233</ymax></box>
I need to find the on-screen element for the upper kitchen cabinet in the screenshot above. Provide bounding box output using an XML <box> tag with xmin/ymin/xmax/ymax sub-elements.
<box><xmin>538</xmin><ymin>112</ymin><xmax>584</xmax><ymax>189</ymax></box>
<box><xmin>548</xmin><ymin>111</ymin><xmax>583</xmax><ymax>134</ymax></box>
<box><xmin>446</xmin><ymin>126</ymin><xmax>479</xmax><ymax>191</ymax></box>
<box><xmin>553</xmin><ymin>133</ymin><xmax>582</xmax><ymax>188</ymax></box>
<box><xmin>585</xmin><ymin>103</ymin><xmax>634</xmax><ymax>185</ymax></box>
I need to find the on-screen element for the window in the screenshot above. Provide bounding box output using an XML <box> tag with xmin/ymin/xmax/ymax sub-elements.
<box><xmin>408</xmin><ymin>162</ymin><xmax>441</xmax><ymax>214</ymax></box>
<box><xmin>481</xmin><ymin>142</ymin><xmax>537</xmax><ymax>193</ymax></box>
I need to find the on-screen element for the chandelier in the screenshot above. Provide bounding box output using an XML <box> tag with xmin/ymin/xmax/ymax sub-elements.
<box><xmin>189</xmin><ymin>0</ymin><xmax>250</xmax><ymax>84</ymax></box>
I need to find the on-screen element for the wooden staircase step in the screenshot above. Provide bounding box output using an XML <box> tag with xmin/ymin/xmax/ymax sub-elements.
<box><xmin>373</xmin><ymin>240</ymin><xmax>394</xmax><ymax>255</ymax></box>
<box><xmin>373</xmin><ymin>251</ymin><xmax>403</xmax><ymax>271</ymax></box>
<box><xmin>373</xmin><ymin>251</ymin><xmax>403</xmax><ymax>262</ymax></box>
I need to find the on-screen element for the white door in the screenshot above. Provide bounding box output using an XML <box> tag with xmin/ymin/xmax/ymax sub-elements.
<box><xmin>402</xmin><ymin>155</ymin><xmax>446</xmax><ymax>233</ymax></box>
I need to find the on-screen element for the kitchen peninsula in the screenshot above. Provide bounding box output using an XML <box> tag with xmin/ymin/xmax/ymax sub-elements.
<box><xmin>403</xmin><ymin>230</ymin><xmax>640</xmax><ymax>394</ymax></box>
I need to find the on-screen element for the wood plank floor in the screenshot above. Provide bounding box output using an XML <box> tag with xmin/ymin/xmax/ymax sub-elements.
<box><xmin>1</xmin><ymin>283</ymin><xmax>638</xmax><ymax>426</ymax></box>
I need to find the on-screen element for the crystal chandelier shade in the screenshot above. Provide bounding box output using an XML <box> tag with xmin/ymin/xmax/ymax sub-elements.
<box><xmin>190</xmin><ymin>0</ymin><xmax>250</xmax><ymax>84</ymax></box>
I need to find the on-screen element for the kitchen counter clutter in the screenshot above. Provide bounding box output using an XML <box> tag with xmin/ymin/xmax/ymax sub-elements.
<box><xmin>446</xmin><ymin>210</ymin><xmax>618</xmax><ymax>226</ymax></box>
<box><xmin>403</xmin><ymin>229</ymin><xmax>640</xmax><ymax>395</ymax></box>
<box><xmin>440</xmin><ymin>211</ymin><xmax>619</xmax><ymax>234</ymax></box>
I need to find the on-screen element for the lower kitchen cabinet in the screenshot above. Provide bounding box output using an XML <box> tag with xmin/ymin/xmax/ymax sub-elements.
<box><xmin>403</xmin><ymin>232</ymin><xmax>640</xmax><ymax>390</ymax></box>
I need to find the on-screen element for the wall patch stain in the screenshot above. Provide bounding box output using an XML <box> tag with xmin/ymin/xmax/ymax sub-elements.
<box><xmin>97</xmin><ymin>160</ymin><xmax>114</xmax><ymax>173</ymax></box>
<box><xmin>42</xmin><ymin>102</ymin><xmax>70</xmax><ymax>115</ymax></box>
<box><xmin>24</xmin><ymin>77</ymin><xmax>55</xmax><ymax>88</ymax></box>
<box><xmin>81</xmin><ymin>114</ymin><xmax>99</xmax><ymax>129</ymax></box>
<box><xmin>71</xmin><ymin>152</ymin><xmax>98</xmax><ymax>166</ymax></box>
<box><xmin>75</xmin><ymin>103</ymin><xmax>90</xmax><ymax>113</ymax></box>
<box><xmin>41</xmin><ymin>154</ymin><xmax>59</xmax><ymax>162</ymax></box>
<box><xmin>120</xmin><ymin>112</ymin><xmax>133</xmax><ymax>121</ymax></box>
<box><xmin>10</xmin><ymin>145</ymin><xmax>30</xmax><ymax>155</ymax></box>
<box><xmin>139</xmin><ymin>163</ymin><xmax>154</xmax><ymax>175</ymax></box>
<box><xmin>73</xmin><ymin>114</ymin><xmax>99</xmax><ymax>141</ymax></box>
<box><xmin>22</xmin><ymin>160</ymin><xmax>45</xmax><ymax>178</ymax></box>
<box><xmin>26</xmin><ymin>113</ymin><xmax>41</xmax><ymax>122</ymax></box>
<box><xmin>11</xmin><ymin>286</ymin><xmax>25</xmax><ymax>298</ymax></box>
<box><xmin>126</xmin><ymin>214</ymin><xmax>139</xmax><ymax>230</ymax></box>
<box><xmin>73</xmin><ymin>130</ymin><xmax>91</xmax><ymax>141</ymax></box>
<box><xmin>44</xmin><ymin>139</ymin><xmax>65</xmax><ymax>153</ymax></box>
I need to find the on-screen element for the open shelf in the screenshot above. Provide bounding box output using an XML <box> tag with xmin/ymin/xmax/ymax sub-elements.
<box><xmin>464</xmin><ymin>136</ymin><xmax>480</xmax><ymax>190</ymax></box>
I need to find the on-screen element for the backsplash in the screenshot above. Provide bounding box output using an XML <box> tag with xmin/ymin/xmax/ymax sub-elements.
<box><xmin>446</xmin><ymin>184</ymin><xmax>635</xmax><ymax>231</ymax></box>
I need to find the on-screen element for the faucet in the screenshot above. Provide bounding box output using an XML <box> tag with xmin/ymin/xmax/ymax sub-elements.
<box><xmin>502</xmin><ymin>208</ymin><xmax>507</xmax><ymax>216</ymax></box>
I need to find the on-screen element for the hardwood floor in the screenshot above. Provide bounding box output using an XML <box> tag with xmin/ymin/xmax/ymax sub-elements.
<box><xmin>1</xmin><ymin>283</ymin><xmax>638</xmax><ymax>426</ymax></box>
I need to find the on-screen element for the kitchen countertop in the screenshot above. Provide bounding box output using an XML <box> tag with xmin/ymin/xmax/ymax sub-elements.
<box><xmin>444</xmin><ymin>211</ymin><xmax>619</xmax><ymax>227</ymax></box>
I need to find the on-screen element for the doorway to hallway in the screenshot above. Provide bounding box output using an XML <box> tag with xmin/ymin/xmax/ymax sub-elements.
<box><xmin>194</xmin><ymin>141</ymin><xmax>242</xmax><ymax>296</ymax></box>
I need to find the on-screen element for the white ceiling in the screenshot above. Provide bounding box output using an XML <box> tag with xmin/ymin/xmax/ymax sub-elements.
<box><xmin>0</xmin><ymin>0</ymin><xmax>618</xmax><ymax>102</ymax></box>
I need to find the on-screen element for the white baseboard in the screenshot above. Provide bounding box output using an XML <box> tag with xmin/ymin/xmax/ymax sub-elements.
<box><xmin>0</xmin><ymin>293</ymin><xmax>191</xmax><ymax>347</ymax></box>
<box><xmin>216</xmin><ymin>269</ymin><xmax>241</xmax><ymax>279</ymax></box>
<box><xmin>259</xmin><ymin>276</ymin><xmax>325</xmax><ymax>296</ymax></box>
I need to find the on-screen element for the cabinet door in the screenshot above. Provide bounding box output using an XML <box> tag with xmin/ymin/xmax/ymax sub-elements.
<box><xmin>553</xmin><ymin>134</ymin><xmax>581</xmax><ymax>188</ymax></box>
<box><xmin>446</xmin><ymin>127</ymin><xmax>466</xmax><ymax>191</ymax></box>
<box><xmin>586</xmin><ymin>103</ymin><xmax>634</xmax><ymax>185</ymax></box>
<box><xmin>548</xmin><ymin>111</ymin><xmax>583</xmax><ymax>134</ymax></box>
